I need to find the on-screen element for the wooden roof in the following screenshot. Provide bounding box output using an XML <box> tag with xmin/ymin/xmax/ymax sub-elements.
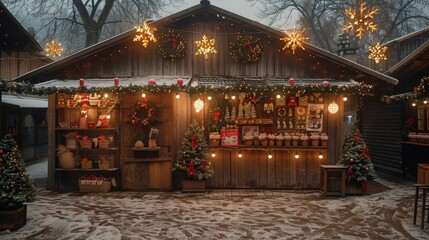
<box><xmin>13</xmin><ymin>0</ymin><xmax>398</xmax><ymax>86</ymax></box>
<box><xmin>0</xmin><ymin>1</ymin><xmax>42</xmax><ymax>52</ymax></box>
<box><xmin>386</xmin><ymin>40</ymin><xmax>429</xmax><ymax>79</ymax></box>
<box><xmin>383</xmin><ymin>27</ymin><xmax>429</xmax><ymax>46</ymax></box>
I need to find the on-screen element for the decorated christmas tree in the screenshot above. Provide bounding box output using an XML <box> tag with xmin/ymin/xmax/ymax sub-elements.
<box><xmin>173</xmin><ymin>121</ymin><xmax>214</xmax><ymax>180</ymax></box>
<box><xmin>339</xmin><ymin>124</ymin><xmax>376</xmax><ymax>188</ymax></box>
<box><xmin>0</xmin><ymin>134</ymin><xmax>36</xmax><ymax>210</ymax></box>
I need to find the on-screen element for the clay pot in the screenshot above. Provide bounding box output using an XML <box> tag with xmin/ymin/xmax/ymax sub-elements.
<box><xmin>135</xmin><ymin>140</ymin><xmax>144</xmax><ymax>148</ymax></box>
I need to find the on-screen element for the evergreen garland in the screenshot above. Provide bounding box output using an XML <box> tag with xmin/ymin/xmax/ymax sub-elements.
<box><xmin>229</xmin><ymin>35</ymin><xmax>263</xmax><ymax>63</ymax></box>
<box><xmin>0</xmin><ymin>134</ymin><xmax>36</xmax><ymax>210</ymax></box>
<box><xmin>156</xmin><ymin>31</ymin><xmax>186</xmax><ymax>60</ymax></box>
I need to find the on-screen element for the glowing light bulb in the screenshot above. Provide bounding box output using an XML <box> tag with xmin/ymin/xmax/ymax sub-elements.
<box><xmin>424</xmin><ymin>100</ymin><xmax>428</xmax><ymax>104</ymax></box>
<box><xmin>104</xmin><ymin>93</ymin><xmax>109</xmax><ymax>98</ymax></box>
<box><xmin>238</xmin><ymin>153</ymin><xmax>243</xmax><ymax>158</ymax></box>
<box><xmin>343</xmin><ymin>97</ymin><xmax>348</xmax><ymax>102</ymax></box>
<box><xmin>106</xmin><ymin>114</ymin><xmax>111</xmax><ymax>119</ymax></box>
<box><xmin>412</xmin><ymin>103</ymin><xmax>416</xmax><ymax>107</ymax></box>
<box><xmin>142</xmin><ymin>93</ymin><xmax>146</xmax><ymax>98</ymax></box>
<box><xmin>268</xmin><ymin>154</ymin><xmax>273</xmax><ymax>159</ymax></box>
<box><xmin>231</xmin><ymin>95</ymin><xmax>236</xmax><ymax>100</ymax></box>
<box><xmin>211</xmin><ymin>152</ymin><xmax>216</xmax><ymax>158</ymax></box>
<box><xmin>276</xmin><ymin>94</ymin><xmax>281</xmax><ymax>99</ymax></box>
<box><xmin>295</xmin><ymin>153</ymin><xmax>299</xmax><ymax>159</ymax></box>
<box><xmin>319</xmin><ymin>153</ymin><xmax>323</xmax><ymax>159</ymax></box>
<box><xmin>176</xmin><ymin>94</ymin><xmax>180</xmax><ymax>99</ymax></box>
<box><xmin>208</xmin><ymin>96</ymin><xmax>212</xmax><ymax>100</ymax></box>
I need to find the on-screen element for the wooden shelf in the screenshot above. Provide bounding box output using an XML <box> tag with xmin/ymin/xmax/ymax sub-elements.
<box><xmin>55</xmin><ymin>128</ymin><xmax>118</xmax><ymax>131</ymax></box>
<box><xmin>56</xmin><ymin>106</ymin><xmax>115</xmax><ymax>109</ymax></box>
<box><xmin>132</xmin><ymin>147</ymin><xmax>160</xmax><ymax>152</ymax></box>
<box><xmin>402</xmin><ymin>141</ymin><xmax>429</xmax><ymax>147</ymax></box>
<box><xmin>124</xmin><ymin>157</ymin><xmax>171</xmax><ymax>163</ymax></box>
<box><xmin>68</xmin><ymin>147</ymin><xmax>118</xmax><ymax>151</ymax></box>
<box><xmin>55</xmin><ymin>168</ymin><xmax>120</xmax><ymax>172</ymax></box>
<box><xmin>209</xmin><ymin>145</ymin><xmax>328</xmax><ymax>150</ymax></box>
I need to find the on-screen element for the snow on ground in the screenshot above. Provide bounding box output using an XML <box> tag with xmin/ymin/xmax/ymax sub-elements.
<box><xmin>1</xmin><ymin>160</ymin><xmax>429</xmax><ymax>239</ymax></box>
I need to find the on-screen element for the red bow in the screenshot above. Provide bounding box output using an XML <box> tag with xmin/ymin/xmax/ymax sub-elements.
<box><xmin>355</xmin><ymin>133</ymin><xmax>360</xmax><ymax>142</ymax></box>
<box><xmin>242</xmin><ymin>42</ymin><xmax>254</xmax><ymax>52</ymax></box>
<box><xmin>191</xmin><ymin>136</ymin><xmax>196</xmax><ymax>149</ymax></box>
<box><xmin>166</xmin><ymin>38</ymin><xmax>177</xmax><ymax>49</ymax></box>
<box><xmin>359</xmin><ymin>148</ymin><xmax>371</xmax><ymax>159</ymax></box>
<box><xmin>213</xmin><ymin>112</ymin><xmax>220</xmax><ymax>121</ymax></box>
<box><xmin>188</xmin><ymin>162</ymin><xmax>196</xmax><ymax>176</ymax></box>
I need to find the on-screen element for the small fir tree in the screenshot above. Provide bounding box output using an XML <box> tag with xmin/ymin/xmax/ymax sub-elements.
<box><xmin>173</xmin><ymin>121</ymin><xmax>214</xmax><ymax>180</ymax></box>
<box><xmin>339</xmin><ymin>124</ymin><xmax>376</xmax><ymax>183</ymax></box>
<box><xmin>0</xmin><ymin>134</ymin><xmax>36</xmax><ymax>210</ymax></box>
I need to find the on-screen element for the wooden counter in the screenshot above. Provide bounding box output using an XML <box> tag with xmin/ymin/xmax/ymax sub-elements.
<box><xmin>207</xmin><ymin>146</ymin><xmax>328</xmax><ymax>189</ymax></box>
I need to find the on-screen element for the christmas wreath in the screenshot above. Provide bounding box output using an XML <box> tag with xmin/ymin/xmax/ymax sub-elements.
<box><xmin>129</xmin><ymin>99</ymin><xmax>156</xmax><ymax>126</ymax></box>
<box><xmin>156</xmin><ymin>31</ymin><xmax>186</xmax><ymax>60</ymax></box>
<box><xmin>229</xmin><ymin>35</ymin><xmax>263</xmax><ymax>63</ymax></box>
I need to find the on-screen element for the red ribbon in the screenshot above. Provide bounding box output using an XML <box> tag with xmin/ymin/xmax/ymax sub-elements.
<box><xmin>355</xmin><ymin>133</ymin><xmax>360</xmax><ymax>142</ymax></box>
<box><xmin>213</xmin><ymin>112</ymin><xmax>220</xmax><ymax>121</ymax></box>
<box><xmin>359</xmin><ymin>148</ymin><xmax>371</xmax><ymax>159</ymax></box>
<box><xmin>166</xmin><ymin>38</ymin><xmax>177</xmax><ymax>49</ymax></box>
<box><xmin>188</xmin><ymin>162</ymin><xmax>196</xmax><ymax>176</ymax></box>
<box><xmin>191</xmin><ymin>136</ymin><xmax>196</xmax><ymax>149</ymax></box>
<box><xmin>242</xmin><ymin>42</ymin><xmax>254</xmax><ymax>52</ymax></box>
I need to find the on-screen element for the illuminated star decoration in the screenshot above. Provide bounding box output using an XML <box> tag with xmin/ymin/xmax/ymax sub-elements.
<box><xmin>195</xmin><ymin>35</ymin><xmax>217</xmax><ymax>59</ymax></box>
<box><xmin>344</xmin><ymin>2</ymin><xmax>378</xmax><ymax>40</ymax></box>
<box><xmin>45</xmin><ymin>40</ymin><xmax>63</xmax><ymax>57</ymax></box>
<box><xmin>368</xmin><ymin>42</ymin><xmax>387</xmax><ymax>64</ymax></box>
<box><xmin>280</xmin><ymin>26</ymin><xmax>309</xmax><ymax>54</ymax></box>
<box><xmin>133</xmin><ymin>21</ymin><xmax>157</xmax><ymax>48</ymax></box>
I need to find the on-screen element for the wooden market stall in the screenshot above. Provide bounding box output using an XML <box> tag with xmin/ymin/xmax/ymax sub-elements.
<box><xmin>14</xmin><ymin>0</ymin><xmax>398</xmax><ymax>191</ymax></box>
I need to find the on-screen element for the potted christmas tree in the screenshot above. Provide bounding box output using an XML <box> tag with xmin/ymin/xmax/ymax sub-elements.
<box><xmin>0</xmin><ymin>134</ymin><xmax>36</xmax><ymax>230</ymax></box>
<box><xmin>338</xmin><ymin>124</ymin><xmax>376</xmax><ymax>194</ymax></box>
<box><xmin>173</xmin><ymin>121</ymin><xmax>214</xmax><ymax>192</ymax></box>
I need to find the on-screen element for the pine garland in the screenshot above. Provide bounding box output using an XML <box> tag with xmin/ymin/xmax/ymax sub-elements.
<box><xmin>229</xmin><ymin>35</ymin><xmax>263</xmax><ymax>63</ymax></box>
<box><xmin>156</xmin><ymin>31</ymin><xmax>186</xmax><ymax>60</ymax></box>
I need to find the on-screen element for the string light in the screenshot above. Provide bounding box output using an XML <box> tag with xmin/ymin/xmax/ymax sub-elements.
<box><xmin>45</xmin><ymin>40</ymin><xmax>64</xmax><ymax>57</ymax></box>
<box><xmin>268</xmin><ymin>153</ymin><xmax>273</xmax><ymax>159</ymax></box>
<box><xmin>133</xmin><ymin>20</ymin><xmax>157</xmax><ymax>48</ymax></box>
<box><xmin>238</xmin><ymin>152</ymin><xmax>243</xmax><ymax>158</ymax></box>
<box><xmin>344</xmin><ymin>2</ymin><xmax>378</xmax><ymax>39</ymax></box>
<box><xmin>176</xmin><ymin>94</ymin><xmax>181</xmax><ymax>99</ymax></box>
<box><xmin>280</xmin><ymin>26</ymin><xmax>309</xmax><ymax>54</ymax></box>
<box><xmin>368</xmin><ymin>42</ymin><xmax>387</xmax><ymax>64</ymax></box>
<box><xmin>412</xmin><ymin>103</ymin><xmax>416</xmax><ymax>107</ymax></box>
<box><xmin>142</xmin><ymin>93</ymin><xmax>146</xmax><ymax>98</ymax></box>
<box><xmin>207</xmin><ymin>96</ymin><xmax>212</xmax><ymax>100</ymax></box>
<box><xmin>319</xmin><ymin>153</ymin><xmax>323</xmax><ymax>159</ymax></box>
<box><xmin>211</xmin><ymin>152</ymin><xmax>216</xmax><ymax>158</ymax></box>
<box><xmin>343</xmin><ymin>96</ymin><xmax>348</xmax><ymax>102</ymax></box>
<box><xmin>295</xmin><ymin>153</ymin><xmax>299</xmax><ymax>159</ymax></box>
<box><xmin>195</xmin><ymin>35</ymin><xmax>217</xmax><ymax>59</ymax></box>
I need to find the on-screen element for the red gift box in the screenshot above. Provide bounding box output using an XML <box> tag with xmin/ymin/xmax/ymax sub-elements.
<box><xmin>221</xmin><ymin>129</ymin><xmax>239</xmax><ymax>146</ymax></box>
<box><xmin>87</xmin><ymin>122</ymin><xmax>96</xmax><ymax>128</ymax></box>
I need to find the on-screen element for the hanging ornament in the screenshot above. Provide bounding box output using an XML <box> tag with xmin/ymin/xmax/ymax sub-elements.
<box><xmin>346</xmin><ymin>168</ymin><xmax>354</xmax><ymax>176</ymax></box>
<box><xmin>322</xmin><ymin>81</ymin><xmax>330</xmax><ymax>87</ymax></box>
<box><xmin>148</xmin><ymin>79</ymin><xmax>157</xmax><ymax>86</ymax></box>
<box><xmin>344</xmin><ymin>2</ymin><xmax>378</xmax><ymax>39</ymax></box>
<box><xmin>368</xmin><ymin>42</ymin><xmax>387</xmax><ymax>64</ymax></box>
<box><xmin>188</xmin><ymin>161</ymin><xmax>196</xmax><ymax>176</ymax></box>
<box><xmin>264</xmin><ymin>98</ymin><xmax>274</xmax><ymax>113</ymax></box>
<box><xmin>177</xmin><ymin>79</ymin><xmax>184</xmax><ymax>87</ymax></box>
<box><xmin>288</xmin><ymin>96</ymin><xmax>297</xmax><ymax>107</ymax></box>
<box><xmin>195</xmin><ymin>35</ymin><xmax>217</xmax><ymax>59</ymax></box>
<box><xmin>355</xmin><ymin>133</ymin><xmax>360</xmax><ymax>142</ymax></box>
<box><xmin>45</xmin><ymin>40</ymin><xmax>64</xmax><ymax>57</ymax></box>
<box><xmin>280</xmin><ymin>26</ymin><xmax>309</xmax><ymax>54</ymax></box>
<box><xmin>360</xmin><ymin>148</ymin><xmax>371</xmax><ymax>159</ymax></box>
<box><xmin>191</xmin><ymin>136</ymin><xmax>197</xmax><ymax>149</ymax></box>
<box><xmin>289</xmin><ymin>78</ymin><xmax>295</xmax><ymax>86</ymax></box>
<box><xmin>133</xmin><ymin>20</ymin><xmax>157</xmax><ymax>48</ymax></box>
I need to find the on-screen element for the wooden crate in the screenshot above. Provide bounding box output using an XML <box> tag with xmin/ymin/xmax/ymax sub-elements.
<box><xmin>79</xmin><ymin>181</ymin><xmax>112</xmax><ymax>193</ymax></box>
<box><xmin>182</xmin><ymin>179</ymin><xmax>206</xmax><ymax>193</ymax></box>
<box><xmin>0</xmin><ymin>205</ymin><xmax>27</xmax><ymax>230</ymax></box>
<box><xmin>417</xmin><ymin>164</ymin><xmax>429</xmax><ymax>184</ymax></box>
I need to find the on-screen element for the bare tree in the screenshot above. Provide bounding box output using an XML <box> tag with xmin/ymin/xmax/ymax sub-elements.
<box><xmin>3</xmin><ymin>0</ymin><xmax>183</xmax><ymax>54</ymax></box>
<box><xmin>248</xmin><ymin>0</ymin><xmax>429</xmax><ymax>52</ymax></box>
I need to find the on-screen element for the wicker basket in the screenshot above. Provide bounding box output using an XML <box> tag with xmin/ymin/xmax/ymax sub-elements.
<box><xmin>98</xmin><ymin>140</ymin><xmax>110</xmax><ymax>149</ymax></box>
<box><xmin>81</xmin><ymin>161</ymin><xmax>93</xmax><ymax>169</ymax></box>
<box><xmin>79</xmin><ymin>140</ymin><xmax>92</xmax><ymax>149</ymax></box>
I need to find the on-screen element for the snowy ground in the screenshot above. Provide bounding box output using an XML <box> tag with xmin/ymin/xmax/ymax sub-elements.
<box><xmin>1</xmin><ymin>160</ymin><xmax>429</xmax><ymax>240</ymax></box>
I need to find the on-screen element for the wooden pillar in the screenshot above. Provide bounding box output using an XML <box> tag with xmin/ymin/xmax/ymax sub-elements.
<box><xmin>47</xmin><ymin>94</ymin><xmax>56</xmax><ymax>190</ymax></box>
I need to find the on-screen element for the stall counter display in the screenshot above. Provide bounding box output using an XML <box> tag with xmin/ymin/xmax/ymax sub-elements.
<box><xmin>221</xmin><ymin>128</ymin><xmax>239</xmax><ymax>146</ymax></box>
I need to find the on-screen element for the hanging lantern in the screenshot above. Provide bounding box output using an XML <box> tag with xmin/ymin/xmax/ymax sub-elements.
<box><xmin>194</xmin><ymin>98</ymin><xmax>204</xmax><ymax>112</ymax></box>
<box><xmin>328</xmin><ymin>101</ymin><xmax>339</xmax><ymax>114</ymax></box>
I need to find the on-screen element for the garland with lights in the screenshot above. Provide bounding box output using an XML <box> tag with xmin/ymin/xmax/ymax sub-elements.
<box><xmin>382</xmin><ymin>76</ymin><xmax>429</xmax><ymax>104</ymax></box>
<box><xmin>156</xmin><ymin>31</ymin><xmax>186</xmax><ymax>60</ymax></box>
<box><xmin>0</xmin><ymin>79</ymin><xmax>34</xmax><ymax>94</ymax></box>
<box><xmin>229</xmin><ymin>35</ymin><xmax>263</xmax><ymax>63</ymax></box>
<box><xmin>129</xmin><ymin>99</ymin><xmax>156</xmax><ymax>126</ymax></box>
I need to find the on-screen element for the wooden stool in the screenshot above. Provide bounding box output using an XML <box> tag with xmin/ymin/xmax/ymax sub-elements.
<box><xmin>413</xmin><ymin>184</ymin><xmax>429</xmax><ymax>229</ymax></box>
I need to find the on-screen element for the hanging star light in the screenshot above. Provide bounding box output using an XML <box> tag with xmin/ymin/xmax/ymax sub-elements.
<box><xmin>45</xmin><ymin>40</ymin><xmax>63</xmax><ymax>57</ymax></box>
<box><xmin>133</xmin><ymin>21</ymin><xmax>157</xmax><ymax>48</ymax></box>
<box><xmin>195</xmin><ymin>35</ymin><xmax>217</xmax><ymax>59</ymax></box>
<box><xmin>344</xmin><ymin>2</ymin><xmax>378</xmax><ymax>40</ymax></box>
<box><xmin>368</xmin><ymin>42</ymin><xmax>387</xmax><ymax>64</ymax></box>
<box><xmin>280</xmin><ymin>26</ymin><xmax>309</xmax><ymax>54</ymax></box>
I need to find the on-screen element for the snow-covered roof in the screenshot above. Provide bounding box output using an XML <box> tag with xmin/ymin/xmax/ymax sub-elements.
<box><xmin>2</xmin><ymin>94</ymin><xmax>48</xmax><ymax>108</ymax></box>
<box><xmin>34</xmin><ymin>76</ymin><xmax>191</xmax><ymax>89</ymax></box>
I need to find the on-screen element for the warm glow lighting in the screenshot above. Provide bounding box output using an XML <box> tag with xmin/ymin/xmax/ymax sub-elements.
<box><xmin>238</xmin><ymin>153</ymin><xmax>243</xmax><ymax>158</ymax></box>
<box><xmin>208</xmin><ymin>96</ymin><xmax>212</xmax><ymax>101</ymax></box>
<box><xmin>231</xmin><ymin>95</ymin><xmax>236</xmax><ymax>100</ymax></box>
<box><xmin>276</xmin><ymin>94</ymin><xmax>281</xmax><ymax>99</ymax></box>
<box><xmin>133</xmin><ymin>20</ymin><xmax>157</xmax><ymax>48</ymax></box>
<box><xmin>368</xmin><ymin>42</ymin><xmax>387</xmax><ymax>64</ymax></box>
<box><xmin>424</xmin><ymin>100</ymin><xmax>428</xmax><ymax>104</ymax></box>
<box><xmin>211</xmin><ymin>152</ymin><xmax>216</xmax><ymax>158</ymax></box>
<box><xmin>280</xmin><ymin>26</ymin><xmax>309</xmax><ymax>54</ymax></box>
<box><xmin>268</xmin><ymin>154</ymin><xmax>273</xmax><ymax>159</ymax></box>
<box><xmin>104</xmin><ymin>93</ymin><xmax>109</xmax><ymax>98</ymax></box>
<box><xmin>328</xmin><ymin>101</ymin><xmax>339</xmax><ymax>114</ymax></box>
<box><xmin>194</xmin><ymin>98</ymin><xmax>204</xmax><ymax>112</ymax></box>
<box><xmin>142</xmin><ymin>93</ymin><xmax>146</xmax><ymax>98</ymax></box>
<box><xmin>343</xmin><ymin>96</ymin><xmax>348</xmax><ymax>102</ymax></box>
<box><xmin>106</xmin><ymin>114</ymin><xmax>111</xmax><ymax>119</ymax></box>
<box><xmin>45</xmin><ymin>40</ymin><xmax>63</xmax><ymax>57</ymax></box>
<box><xmin>295</xmin><ymin>153</ymin><xmax>299</xmax><ymax>159</ymax></box>
<box><xmin>195</xmin><ymin>35</ymin><xmax>217</xmax><ymax>59</ymax></box>
<box><xmin>319</xmin><ymin>153</ymin><xmax>323</xmax><ymax>159</ymax></box>
<box><xmin>176</xmin><ymin>94</ymin><xmax>180</xmax><ymax>99</ymax></box>
<box><xmin>344</xmin><ymin>2</ymin><xmax>378</xmax><ymax>39</ymax></box>
<box><xmin>412</xmin><ymin>103</ymin><xmax>416</xmax><ymax>107</ymax></box>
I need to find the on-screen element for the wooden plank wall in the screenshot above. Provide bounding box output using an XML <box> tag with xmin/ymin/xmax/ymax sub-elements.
<box><xmin>0</xmin><ymin>52</ymin><xmax>49</xmax><ymax>80</ymax></box>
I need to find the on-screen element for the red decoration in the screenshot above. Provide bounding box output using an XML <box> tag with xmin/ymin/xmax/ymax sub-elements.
<box><xmin>213</xmin><ymin>111</ymin><xmax>220</xmax><ymax>121</ymax></box>
<box><xmin>242</xmin><ymin>42</ymin><xmax>254</xmax><ymax>52</ymax></box>
<box><xmin>0</xmin><ymin>149</ymin><xmax>3</xmax><ymax>154</ymax></box>
<box><xmin>360</xmin><ymin>148</ymin><xmax>371</xmax><ymax>159</ymax></box>
<box><xmin>191</xmin><ymin>136</ymin><xmax>196</xmax><ymax>149</ymax></box>
<box><xmin>203</xmin><ymin>161</ymin><xmax>208</xmax><ymax>170</ymax></box>
<box><xmin>129</xmin><ymin>99</ymin><xmax>156</xmax><ymax>126</ymax></box>
<box><xmin>79</xmin><ymin>79</ymin><xmax>84</xmax><ymax>87</ymax></box>
<box><xmin>166</xmin><ymin>38</ymin><xmax>177</xmax><ymax>49</ymax></box>
<box><xmin>322</xmin><ymin>81</ymin><xmax>330</xmax><ymax>87</ymax></box>
<box><xmin>363</xmin><ymin>180</ymin><xmax>369</xmax><ymax>193</ymax></box>
<box><xmin>355</xmin><ymin>133</ymin><xmax>360</xmax><ymax>142</ymax></box>
<box><xmin>346</xmin><ymin>168</ymin><xmax>353</xmax><ymax>176</ymax></box>
<box><xmin>405</xmin><ymin>117</ymin><xmax>415</xmax><ymax>126</ymax></box>
<box><xmin>177</xmin><ymin>79</ymin><xmax>184</xmax><ymax>87</ymax></box>
<box><xmin>188</xmin><ymin>161</ymin><xmax>196</xmax><ymax>176</ymax></box>
<box><xmin>289</xmin><ymin>78</ymin><xmax>295</xmax><ymax>86</ymax></box>
<box><xmin>0</xmin><ymin>162</ymin><xmax>3</xmax><ymax>173</ymax></box>
<box><xmin>114</xmin><ymin>78</ymin><xmax>119</xmax><ymax>86</ymax></box>
<box><xmin>266</xmin><ymin>98</ymin><xmax>272</xmax><ymax>104</ymax></box>
<box><xmin>288</xmin><ymin>96</ymin><xmax>297</xmax><ymax>107</ymax></box>
<box><xmin>148</xmin><ymin>79</ymin><xmax>156</xmax><ymax>85</ymax></box>
<box><xmin>349</xmin><ymin>158</ymin><xmax>354</xmax><ymax>164</ymax></box>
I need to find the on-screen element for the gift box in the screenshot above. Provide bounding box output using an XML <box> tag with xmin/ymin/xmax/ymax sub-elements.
<box><xmin>87</xmin><ymin>122</ymin><xmax>96</xmax><ymax>128</ymax></box>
